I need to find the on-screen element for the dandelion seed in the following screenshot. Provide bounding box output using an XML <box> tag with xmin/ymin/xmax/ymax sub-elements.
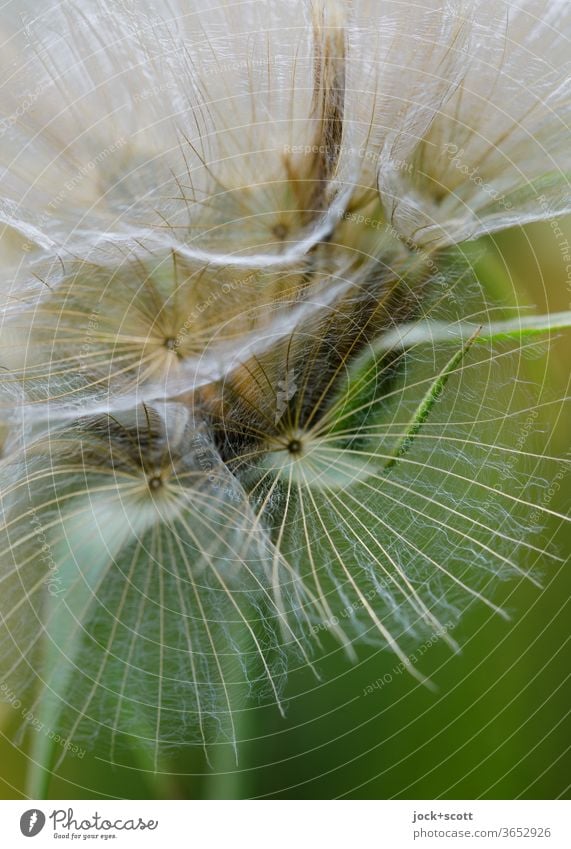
<box><xmin>367</xmin><ymin>0</ymin><xmax>571</xmax><ymax>245</ymax></box>
<box><xmin>0</xmin><ymin>0</ymin><xmax>569</xmax><ymax>785</ymax></box>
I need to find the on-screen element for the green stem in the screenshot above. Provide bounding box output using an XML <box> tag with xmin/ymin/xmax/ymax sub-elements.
<box><xmin>385</xmin><ymin>327</ymin><xmax>481</xmax><ymax>469</ymax></box>
<box><xmin>376</xmin><ymin>310</ymin><xmax>571</xmax><ymax>351</ymax></box>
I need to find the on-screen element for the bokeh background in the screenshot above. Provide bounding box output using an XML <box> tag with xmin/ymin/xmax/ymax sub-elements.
<box><xmin>1</xmin><ymin>217</ymin><xmax>569</xmax><ymax>800</ymax></box>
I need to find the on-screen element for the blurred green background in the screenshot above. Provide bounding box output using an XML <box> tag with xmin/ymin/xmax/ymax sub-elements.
<box><xmin>1</xmin><ymin>219</ymin><xmax>569</xmax><ymax>800</ymax></box>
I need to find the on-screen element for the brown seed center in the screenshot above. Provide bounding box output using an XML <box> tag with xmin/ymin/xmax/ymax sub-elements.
<box><xmin>148</xmin><ymin>475</ymin><xmax>163</xmax><ymax>490</ymax></box>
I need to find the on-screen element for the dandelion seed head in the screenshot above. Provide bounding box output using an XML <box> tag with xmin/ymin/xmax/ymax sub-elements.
<box><xmin>0</xmin><ymin>0</ymin><xmax>567</xmax><ymax>769</ymax></box>
<box><xmin>286</xmin><ymin>438</ymin><xmax>303</xmax><ymax>455</ymax></box>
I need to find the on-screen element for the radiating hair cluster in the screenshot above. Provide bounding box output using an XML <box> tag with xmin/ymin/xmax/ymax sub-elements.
<box><xmin>0</xmin><ymin>0</ymin><xmax>569</xmax><ymax>779</ymax></box>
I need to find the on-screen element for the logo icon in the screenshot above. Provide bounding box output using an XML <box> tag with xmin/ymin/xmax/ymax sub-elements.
<box><xmin>19</xmin><ymin>810</ymin><xmax>46</xmax><ymax>837</ymax></box>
